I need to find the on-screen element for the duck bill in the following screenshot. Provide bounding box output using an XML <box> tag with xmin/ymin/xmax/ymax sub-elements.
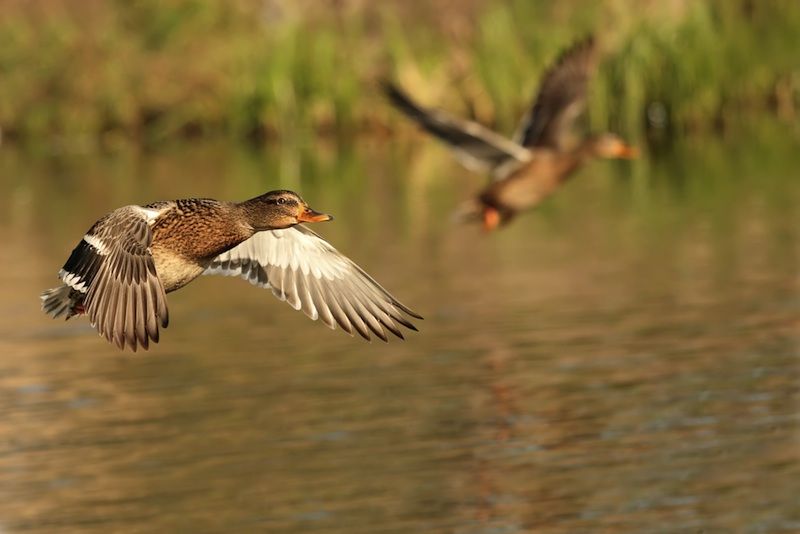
<box><xmin>298</xmin><ymin>208</ymin><xmax>333</xmax><ymax>223</ymax></box>
<box><xmin>482</xmin><ymin>207</ymin><xmax>501</xmax><ymax>232</ymax></box>
<box><xmin>616</xmin><ymin>145</ymin><xmax>639</xmax><ymax>159</ymax></box>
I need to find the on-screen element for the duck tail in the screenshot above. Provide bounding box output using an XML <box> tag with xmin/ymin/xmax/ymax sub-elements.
<box><xmin>40</xmin><ymin>285</ymin><xmax>83</xmax><ymax>320</ymax></box>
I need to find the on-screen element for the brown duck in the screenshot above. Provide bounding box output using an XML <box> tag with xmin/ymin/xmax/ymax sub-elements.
<box><xmin>384</xmin><ymin>36</ymin><xmax>638</xmax><ymax>230</ymax></box>
<box><xmin>41</xmin><ymin>190</ymin><xmax>421</xmax><ymax>351</ymax></box>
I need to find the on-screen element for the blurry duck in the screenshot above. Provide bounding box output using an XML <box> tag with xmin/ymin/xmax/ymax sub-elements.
<box><xmin>383</xmin><ymin>36</ymin><xmax>638</xmax><ymax>230</ymax></box>
<box><xmin>41</xmin><ymin>190</ymin><xmax>421</xmax><ymax>351</ymax></box>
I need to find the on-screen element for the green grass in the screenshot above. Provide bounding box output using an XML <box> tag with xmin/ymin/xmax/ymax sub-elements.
<box><xmin>0</xmin><ymin>0</ymin><xmax>796</xmax><ymax>146</ymax></box>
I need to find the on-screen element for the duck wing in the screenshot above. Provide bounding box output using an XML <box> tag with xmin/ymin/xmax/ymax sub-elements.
<box><xmin>383</xmin><ymin>81</ymin><xmax>530</xmax><ymax>173</ymax></box>
<box><xmin>204</xmin><ymin>225</ymin><xmax>422</xmax><ymax>342</ymax></box>
<box><xmin>61</xmin><ymin>206</ymin><xmax>169</xmax><ymax>351</ymax></box>
<box><xmin>513</xmin><ymin>36</ymin><xmax>597</xmax><ymax>151</ymax></box>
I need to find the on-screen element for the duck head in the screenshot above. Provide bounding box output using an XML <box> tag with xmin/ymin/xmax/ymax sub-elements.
<box><xmin>589</xmin><ymin>133</ymin><xmax>639</xmax><ymax>159</ymax></box>
<box><xmin>242</xmin><ymin>190</ymin><xmax>333</xmax><ymax>230</ymax></box>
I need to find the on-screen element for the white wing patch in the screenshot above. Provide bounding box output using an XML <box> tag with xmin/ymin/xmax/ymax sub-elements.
<box><xmin>134</xmin><ymin>206</ymin><xmax>165</xmax><ymax>223</ymax></box>
<box><xmin>83</xmin><ymin>234</ymin><xmax>110</xmax><ymax>256</ymax></box>
<box><xmin>60</xmin><ymin>269</ymin><xmax>88</xmax><ymax>292</ymax></box>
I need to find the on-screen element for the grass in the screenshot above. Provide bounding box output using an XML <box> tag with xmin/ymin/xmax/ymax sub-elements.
<box><xmin>0</xmin><ymin>0</ymin><xmax>796</xmax><ymax>146</ymax></box>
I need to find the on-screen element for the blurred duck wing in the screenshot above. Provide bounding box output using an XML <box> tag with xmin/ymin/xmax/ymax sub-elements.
<box><xmin>383</xmin><ymin>81</ymin><xmax>530</xmax><ymax>173</ymax></box>
<box><xmin>513</xmin><ymin>36</ymin><xmax>597</xmax><ymax>151</ymax></box>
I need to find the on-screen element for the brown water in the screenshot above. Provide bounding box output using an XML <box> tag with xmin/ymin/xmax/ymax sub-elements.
<box><xmin>0</xmin><ymin>123</ymin><xmax>798</xmax><ymax>533</ymax></box>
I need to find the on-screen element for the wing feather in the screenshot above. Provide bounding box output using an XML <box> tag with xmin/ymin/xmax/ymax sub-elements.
<box><xmin>514</xmin><ymin>36</ymin><xmax>597</xmax><ymax>150</ymax></box>
<box><xmin>204</xmin><ymin>225</ymin><xmax>420</xmax><ymax>341</ymax></box>
<box><xmin>383</xmin><ymin>81</ymin><xmax>530</xmax><ymax>174</ymax></box>
<box><xmin>76</xmin><ymin>206</ymin><xmax>169</xmax><ymax>351</ymax></box>
<box><xmin>308</xmin><ymin>275</ymin><xmax>336</xmax><ymax>329</ymax></box>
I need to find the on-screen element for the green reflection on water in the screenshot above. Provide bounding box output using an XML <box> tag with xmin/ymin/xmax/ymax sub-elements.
<box><xmin>0</xmin><ymin>121</ymin><xmax>798</xmax><ymax>533</ymax></box>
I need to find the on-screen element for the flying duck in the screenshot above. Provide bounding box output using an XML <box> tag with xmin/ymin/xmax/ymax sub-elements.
<box><xmin>41</xmin><ymin>190</ymin><xmax>421</xmax><ymax>350</ymax></box>
<box><xmin>384</xmin><ymin>36</ymin><xmax>637</xmax><ymax>230</ymax></box>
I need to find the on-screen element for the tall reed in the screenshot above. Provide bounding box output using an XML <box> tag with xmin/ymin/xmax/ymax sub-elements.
<box><xmin>0</xmin><ymin>0</ymin><xmax>795</xmax><ymax>145</ymax></box>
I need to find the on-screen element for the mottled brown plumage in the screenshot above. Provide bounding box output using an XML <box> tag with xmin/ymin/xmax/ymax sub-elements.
<box><xmin>42</xmin><ymin>190</ymin><xmax>421</xmax><ymax>351</ymax></box>
<box><xmin>150</xmin><ymin>199</ymin><xmax>251</xmax><ymax>263</ymax></box>
<box><xmin>384</xmin><ymin>36</ymin><xmax>637</xmax><ymax>230</ymax></box>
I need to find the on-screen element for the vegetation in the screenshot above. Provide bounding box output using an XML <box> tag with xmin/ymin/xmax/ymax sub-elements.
<box><xmin>0</xmin><ymin>0</ymin><xmax>796</xmax><ymax>145</ymax></box>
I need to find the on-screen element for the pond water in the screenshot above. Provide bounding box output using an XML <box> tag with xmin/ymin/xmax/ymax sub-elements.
<box><xmin>0</xmin><ymin>121</ymin><xmax>798</xmax><ymax>533</ymax></box>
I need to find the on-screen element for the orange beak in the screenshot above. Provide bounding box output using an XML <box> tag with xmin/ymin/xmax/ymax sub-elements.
<box><xmin>482</xmin><ymin>207</ymin><xmax>501</xmax><ymax>232</ymax></box>
<box><xmin>615</xmin><ymin>144</ymin><xmax>639</xmax><ymax>159</ymax></box>
<box><xmin>297</xmin><ymin>207</ymin><xmax>333</xmax><ymax>223</ymax></box>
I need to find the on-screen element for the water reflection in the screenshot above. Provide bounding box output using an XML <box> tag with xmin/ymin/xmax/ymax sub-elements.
<box><xmin>0</xmin><ymin>123</ymin><xmax>798</xmax><ymax>532</ymax></box>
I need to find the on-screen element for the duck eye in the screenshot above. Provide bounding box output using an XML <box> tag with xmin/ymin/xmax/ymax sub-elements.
<box><xmin>276</xmin><ymin>197</ymin><xmax>287</xmax><ymax>205</ymax></box>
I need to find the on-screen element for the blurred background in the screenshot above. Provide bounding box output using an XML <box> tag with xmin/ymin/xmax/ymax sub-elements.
<box><xmin>0</xmin><ymin>0</ymin><xmax>798</xmax><ymax>144</ymax></box>
<box><xmin>0</xmin><ymin>1</ymin><xmax>798</xmax><ymax>532</ymax></box>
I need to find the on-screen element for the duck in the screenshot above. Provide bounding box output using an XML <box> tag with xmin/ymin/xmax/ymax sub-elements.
<box><xmin>41</xmin><ymin>190</ymin><xmax>421</xmax><ymax>351</ymax></box>
<box><xmin>383</xmin><ymin>36</ymin><xmax>638</xmax><ymax>230</ymax></box>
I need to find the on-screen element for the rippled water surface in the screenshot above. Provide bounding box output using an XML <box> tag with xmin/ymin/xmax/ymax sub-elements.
<box><xmin>0</xmin><ymin>123</ymin><xmax>798</xmax><ymax>532</ymax></box>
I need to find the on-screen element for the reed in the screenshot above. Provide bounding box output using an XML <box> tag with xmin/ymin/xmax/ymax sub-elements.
<box><xmin>0</xmin><ymin>0</ymin><xmax>795</xmax><ymax>145</ymax></box>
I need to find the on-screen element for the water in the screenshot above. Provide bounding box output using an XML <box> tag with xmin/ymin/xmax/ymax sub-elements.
<box><xmin>0</xmin><ymin>122</ymin><xmax>798</xmax><ymax>532</ymax></box>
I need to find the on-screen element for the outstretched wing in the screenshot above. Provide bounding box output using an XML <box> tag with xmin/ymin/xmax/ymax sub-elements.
<box><xmin>514</xmin><ymin>36</ymin><xmax>597</xmax><ymax>151</ymax></box>
<box><xmin>204</xmin><ymin>225</ymin><xmax>421</xmax><ymax>342</ymax></box>
<box><xmin>383</xmin><ymin>81</ymin><xmax>530</xmax><ymax>173</ymax></box>
<box><xmin>62</xmin><ymin>206</ymin><xmax>169</xmax><ymax>351</ymax></box>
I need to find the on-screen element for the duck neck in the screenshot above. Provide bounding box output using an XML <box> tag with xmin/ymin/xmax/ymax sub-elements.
<box><xmin>231</xmin><ymin>198</ymin><xmax>261</xmax><ymax>232</ymax></box>
<box><xmin>574</xmin><ymin>136</ymin><xmax>604</xmax><ymax>163</ymax></box>
<box><xmin>235</xmin><ymin>195</ymin><xmax>295</xmax><ymax>232</ymax></box>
